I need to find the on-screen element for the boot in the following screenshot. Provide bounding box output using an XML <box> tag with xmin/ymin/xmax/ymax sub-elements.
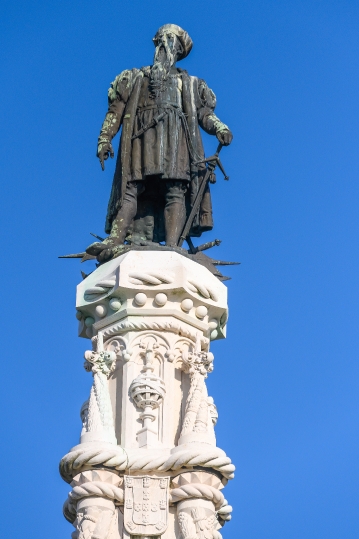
<box><xmin>86</xmin><ymin>182</ymin><xmax>139</xmax><ymax>256</ymax></box>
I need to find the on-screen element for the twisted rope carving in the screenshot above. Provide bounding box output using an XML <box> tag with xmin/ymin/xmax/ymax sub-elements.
<box><xmin>60</xmin><ymin>444</ymin><xmax>128</xmax><ymax>482</ymax></box>
<box><xmin>63</xmin><ymin>480</ymin><xmax>124</xmax><ymax>524</ymax></box>
<box><xmin>126</xmin><ymin>448</ymin><xmax>234</xmax><ymax>479</ymax></box>
<box><xmin>63</xmin><ymin>498</ymin><xmax>77</xmax><ymax>524</ymax></box>
<box><xmin>187</xmin><ymin>280</ymin><xmax>219</xmax><ymax>302</ymax></box>
<box><xmin>60</xmin><ymin>444</ymin><xmax>235</xmax><ymax>483</ymax></box>
<box><xmin>128</xmin><ymin>271</ymin><xmax>174</xmax><ymax>285</ymax></box>
<box><xmin>64</xmin><ymin>481</ymin><xmax>230</xmax><ymax>525</ymax></box>
<box><xmin>217</xmin><ymin>499</ymin><xmax>233</xmax><ymax>525</ymax></box>
<box><xmin>69</xmin><ymin>481</ymin><xmax>124</xmax><ymax>503</ymax></box>
<box><xmin>170</xmin><ymin>484</ymin><xmax>224</xmax><ymax>510</ymax></box>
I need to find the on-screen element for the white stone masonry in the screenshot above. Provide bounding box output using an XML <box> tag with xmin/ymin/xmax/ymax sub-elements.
<box><xmin>61</xmin><ymin>251</ymin><xmax>234</xmax><ymax>539</ymax></box>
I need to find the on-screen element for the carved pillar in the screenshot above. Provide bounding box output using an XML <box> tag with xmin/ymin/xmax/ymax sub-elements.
<box><xmin>60</xmin><ymin>251</ymin><xmax>234</xmax><ymax>539</ymax></box>
<box><xmin>81</xmin><ymin>338</ymin><xmax>117</xmax><ymax>445</ymax></box>
<box><xmin>64</xmin><ymin>470</ymin><xmax>123</xmax><ymax>539</ymax></box>
<box><xmin>172</xmin><ymin>471</ymin><xmax>225</xmax><ymax>539</ymax></box>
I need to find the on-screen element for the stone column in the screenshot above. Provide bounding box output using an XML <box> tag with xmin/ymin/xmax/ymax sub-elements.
<box><xmin>60</xmin><ymin>251</ymin><xmax>234</xmax><ymax>539</ymax></box>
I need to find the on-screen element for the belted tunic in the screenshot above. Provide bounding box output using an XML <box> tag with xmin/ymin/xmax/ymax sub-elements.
<box><xmin>131</xmin><ymin>74</ymin><xmax>191</xmax><ymax>181</ymax></box>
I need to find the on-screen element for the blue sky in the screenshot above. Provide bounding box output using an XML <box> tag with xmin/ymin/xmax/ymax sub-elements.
<box><xmin>1</xmin><ymin>1</ymin><xmax>359</xmax><ymax>538</ymax></box>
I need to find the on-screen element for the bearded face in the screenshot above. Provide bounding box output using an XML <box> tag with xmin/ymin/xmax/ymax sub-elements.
<box><xmin>150</xmin><ymin>31</ymin><xmax>183</xmax><ymax>97</ymax></box>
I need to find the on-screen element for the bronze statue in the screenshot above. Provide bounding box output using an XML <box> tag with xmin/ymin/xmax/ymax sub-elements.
<box><xmin>86</xmin><ymin>24</ymin><xmax>233</xmax><ymax>260</ymax></box>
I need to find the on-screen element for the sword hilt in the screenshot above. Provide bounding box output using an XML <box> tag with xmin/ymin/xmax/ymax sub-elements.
<box><xmin>193</xmin><ymin>143</ymin><xmax>229</xmax><ymax>180</ymax></box>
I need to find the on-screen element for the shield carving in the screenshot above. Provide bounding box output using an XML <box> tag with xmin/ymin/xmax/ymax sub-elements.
<box><xmin>124</xmin><ymin>475</ymin><xmax>170</xmax><ymax>536</ymax></box>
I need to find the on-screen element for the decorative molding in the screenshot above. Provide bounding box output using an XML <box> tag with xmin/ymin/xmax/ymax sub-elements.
<box><xmin>70</xmin><ymin>480</ymin><xmax>124</xmax><ymax>504</ymax></box>
<box><xmin>84</xmin><ymin>278</ymin><xmax>116</xmax><ymax>302</ymax></box>
<box><xmin>104</xmin><ymin>337</ymin><xmax>132</xmax><ymax>362</ymax></box>
<box><xmin>187</xmin><ymin>279</ymin><xmax>219</xmax><ymax>302</ymax></box>
<box><xmin>128</xmin><ymin>270</ymin><xmax>175</xmax><ymax>286</ymax></box>
<box><xmin>102</xmin><ymin>319</ymin><xmax>208</xmax><ymax>347</ymax></box>
<box><xmin>171</xmin><ymin>484</ymin><xmax>224</xmax><ymax>510</ymax></box>
<box><xmin>60</xmin><ymin>443</ymin><xmax>235</xmax><ymax>484</ymax></box>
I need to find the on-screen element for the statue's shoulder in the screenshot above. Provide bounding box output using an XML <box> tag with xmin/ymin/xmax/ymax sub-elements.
<box><xmin>108</xmin><ymin>68</ymin><xmax>141</xmax><ymax>102</ymax></box>
<box><xmin>178</xmin><ymin>69</ymin><xmax>200</xmax><ymax>80</ymax></box>
<box><xmin>179</xmin><ymin>71</ymin><xmax>216</xmax><ymax>108</ymax></box>
<box><xmin>140</xmin><ymin>66</ymin><xmax>151</xmax><ymax>76</ymax></box>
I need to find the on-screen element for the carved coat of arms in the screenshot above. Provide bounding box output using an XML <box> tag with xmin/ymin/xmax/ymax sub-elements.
<box><xmin>124</xmin><ymin>475</ymin><xmax>170</xmax><ymax>536</ymax></box>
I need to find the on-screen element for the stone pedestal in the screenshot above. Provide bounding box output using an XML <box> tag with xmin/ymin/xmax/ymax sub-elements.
<box><xmin>61</xmin><ymin>251</ymin><xmax>234</xmax><ymax>539</ymax></box>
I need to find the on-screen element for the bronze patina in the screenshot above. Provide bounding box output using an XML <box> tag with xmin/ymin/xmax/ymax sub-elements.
<box><xmin>86</xmin><ymin>24</ymin><xmax>233</xmax><ymax>260</ymax></box>
<box><xmin>60</xmin><ymin>24</ymin><xmax>238</xmax><ymax>279</ymax></box>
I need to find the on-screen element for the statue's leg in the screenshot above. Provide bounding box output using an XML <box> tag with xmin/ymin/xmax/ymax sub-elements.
<box><xmin>86</xmin><ymin>182</ymin><xmax>143</xmax><ymax>255</ymax></box>
<box><xmin>164</xmin><ymin>180</ymin><xmax>188</xmax><ymax>247</ymax></box>
<box><xmin>109</xmin><ymin>181</ymin><xmax>141</xmax><ymax>245</ymax></box>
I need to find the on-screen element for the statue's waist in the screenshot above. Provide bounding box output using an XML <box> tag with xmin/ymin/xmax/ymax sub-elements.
<box><xmin>137</xmin><ymin>102</ymin><xmax>183</xmax><ymax>113</ymax></box>
<box><xmin>132</xmin><ymin>103</ymin><xmax>189</xmax><ymax>142</ymax></box>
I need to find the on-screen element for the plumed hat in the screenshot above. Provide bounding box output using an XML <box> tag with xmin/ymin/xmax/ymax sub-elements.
<box><xmin>153</xmin><ymin>24</ymin><xmax>193</xmax><ymax>61</ymax></box>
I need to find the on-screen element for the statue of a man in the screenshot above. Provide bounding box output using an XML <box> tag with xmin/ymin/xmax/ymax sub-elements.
<box><xmin>87</xmin><ymin>24</ymin><xmax>233</xmax><ymax>257</ymax></box>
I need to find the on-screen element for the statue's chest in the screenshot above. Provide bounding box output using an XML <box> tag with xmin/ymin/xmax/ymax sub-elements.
<box><xmin>139</xmin><ymin>75</ymin><xmax>182</xmax><ymax>108</ymax></box>
<box><xmin>159</xmin><ymin>75</ymin><xmax>182</xmax><ymax>106</ymax></box>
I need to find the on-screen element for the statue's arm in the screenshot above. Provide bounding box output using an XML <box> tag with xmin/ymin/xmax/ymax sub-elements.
<box><xmin>97</xmin><ymin>70</ymin><xmax>135</xmax><ymax>170</ymax></box>
<box><xmin>197</xmin><ymin>80</ymin><xmax>233</xmax><ymax>146</ymax></box>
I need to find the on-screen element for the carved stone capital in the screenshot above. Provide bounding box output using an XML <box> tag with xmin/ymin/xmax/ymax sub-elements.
<box><xmin>84</xmin><ymin>349</ymin><xmax>116</xmax><ymax>377</ymax></box>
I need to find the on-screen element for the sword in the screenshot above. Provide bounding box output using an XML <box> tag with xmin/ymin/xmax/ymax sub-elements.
<box><xmin>177</xmin><ymin>143</ymin><xmax>229</xmax><ymax>248</ymax></box>
<box><xmin>131</xmin><ymin>110</ymin><xmax>168</xmax><ymax>140</ymax></box>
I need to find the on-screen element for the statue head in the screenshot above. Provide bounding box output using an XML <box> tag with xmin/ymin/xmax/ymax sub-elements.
<box><xmin>152</xmin><ymin>24</ymin><xmax>193</xmax><ymax>65</ymax></box>
<box><xmin>150</xmin><ymin>25</ymin><xmax>192</xmax><ymax>96</ymax></box>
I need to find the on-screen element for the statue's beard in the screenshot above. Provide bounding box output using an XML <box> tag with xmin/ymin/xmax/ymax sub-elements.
<box><xmin>150</xmin><ymin>37</ymin><xmax>176</xmax><ymax>97</ymax></box>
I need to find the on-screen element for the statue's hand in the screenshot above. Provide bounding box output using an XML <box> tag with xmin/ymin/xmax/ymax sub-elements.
<box><xmin>97</xmin><ymin>140</ymin><xmax>114</xmax><ymax>171</ymax></box>
<box><xmin>216</xmin><ymin>129</ymin><xmax>233</xmax><ymax>146</ymax></box>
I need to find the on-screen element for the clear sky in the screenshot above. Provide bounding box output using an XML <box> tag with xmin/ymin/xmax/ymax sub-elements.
<box><xmin>1</xmin><ymin>1</ymin><xmax>358</xmax><ymax>538</ymax></box>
